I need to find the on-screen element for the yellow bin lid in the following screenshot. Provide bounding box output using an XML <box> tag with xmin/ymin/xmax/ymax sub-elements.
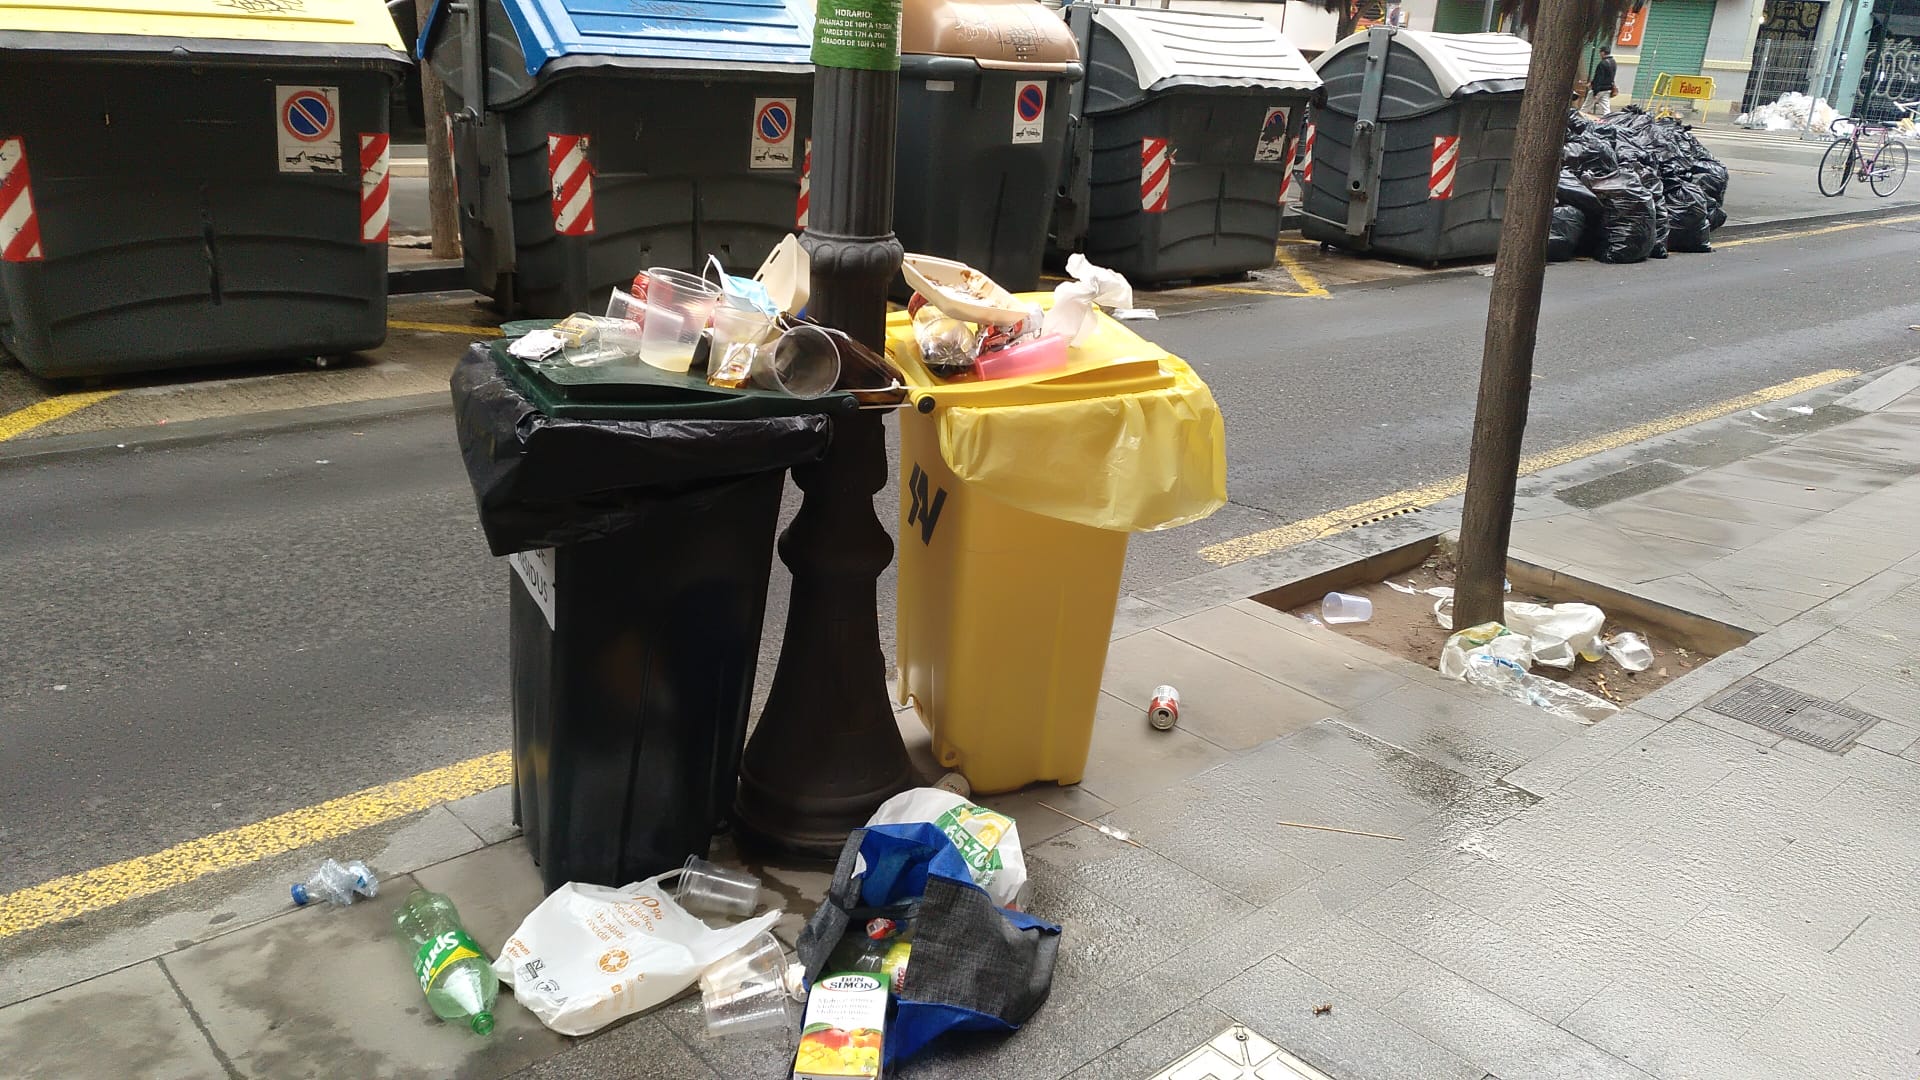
<box><xmin>0</xmin><ymin>0</ymin><xmax>406</xmax><ymax>51</ymax></box>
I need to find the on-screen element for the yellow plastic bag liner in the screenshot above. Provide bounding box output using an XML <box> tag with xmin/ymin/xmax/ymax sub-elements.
<box><xmin>888</xmin><ymin>299</ymin><xmax>1227</xmax><ymax>533</ymax></box>
<box><xmin>0</xmin><ymin>0</ymin><xmax>407</xmax><ymax>49</ymax></box>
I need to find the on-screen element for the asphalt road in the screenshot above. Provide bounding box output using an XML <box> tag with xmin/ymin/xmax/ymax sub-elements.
<box><xmin>4</xmin><ymin>216</ymin><xmax>1920</xmax><ymax>892</ymax></box>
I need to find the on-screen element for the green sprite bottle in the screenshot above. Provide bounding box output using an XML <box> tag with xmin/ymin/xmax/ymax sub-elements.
<box><xmin>394</xmin><ymin>889</ymin><xmax>498</xmax><ymax>1035</ymax></box>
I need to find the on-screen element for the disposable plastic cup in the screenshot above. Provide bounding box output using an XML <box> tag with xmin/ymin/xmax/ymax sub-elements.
<box><xmin>707</xmin><ymin>305</ymin><xmax>779</xmax><ymax>388</ymax></box>
<box><xmin>675</xmin><ymin>855</ymin><xmax>761</xmax><ymax>917</ymax></box>
<box><xmin>606</xmin><ymin>287</ymin><xmax>645</xmax><ymax>325</ymax></box>
<box><xmin>700</xmin><ymin>930</ymin><xmax>788</xmax><ymax>997</ymax></box>
<box><xmin>1321</xmin><ymin>591</ymin><xmax>1373</xmax><ymax>624</ymax></box>
<box><xmin>640</xmin><ymin>267</ymin><xmax>722</xmax><ymax>373</ymax></box>
<box><xmin>750</xmin><ymin>324</ymin><xmax>842</xmax><ymax>398</ymax></box>
<box><xmin>1606</xmin><ymin>632</ymin><xmax>1654</xmax><ymax>672</ymax></box>
<box><xmin>702</xmin><ymin>976</ymin><xmax>797</xmax><ymax>1039</ymax></box>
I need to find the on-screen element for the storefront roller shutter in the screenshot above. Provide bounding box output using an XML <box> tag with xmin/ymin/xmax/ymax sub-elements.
<box><xmin>1631</xmin><ymin>0</ymin><xmax>1718</xmax><ymax>99</ymax></box>
<box><xmin>1432</xmin><ymin>0</ymin><xmax>1486</xmax><ymax>34</ymax></box>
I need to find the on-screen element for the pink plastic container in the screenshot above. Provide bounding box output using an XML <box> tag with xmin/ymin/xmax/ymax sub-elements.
<box><xmin>971</xmin><ymin>333</ymin><xmax>1068</xmax><ymax>381</ymax></box>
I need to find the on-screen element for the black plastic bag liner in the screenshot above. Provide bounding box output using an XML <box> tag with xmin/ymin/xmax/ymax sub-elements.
<box><xmin>451</xmin><ymin>345</ymin><xmax>833</xmax><ymax>555</ymax></box>
<box><xmin>1557</xmin><ymin>169</ymin><xmax>1604</xmax><ymax>225</ymax></box>
<box><xmin>1548</xmin><ymin>204</ymin><xmax>1588</xmax><ymax>262</ymax></box>
<box><xmin>1585</xmin><ymin>169</ymin><xmax>1658</xmax><ymax>264</ymax></box>
<box><xmin>1695</xmin><ymin>157</ymin><xmax>1730</xmax><ymax>208</ymax></box>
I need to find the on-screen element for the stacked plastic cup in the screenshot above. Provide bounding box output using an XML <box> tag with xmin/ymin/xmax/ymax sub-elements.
<box><xmin>699</xmin><ymin>930</ymin><xmax>802</xmax><ymax>1039</ymax></box>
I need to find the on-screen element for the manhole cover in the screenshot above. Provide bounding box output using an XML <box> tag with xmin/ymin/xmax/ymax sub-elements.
<box><xmin>1705</xmin><ymin>678</ymin><xmax>1881</xmax><ymax>751</ymax></box>
<box><xmin>1145</xmin><ymin>1023</ymin><xmax>1335</xmax><ymax>1080</ymax></box>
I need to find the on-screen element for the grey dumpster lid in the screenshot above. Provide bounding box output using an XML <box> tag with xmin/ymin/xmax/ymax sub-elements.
<box><xmin>1091</xmin><ymin>8</ymin><xmax>1319</xmax><ymax>93</ymax></box>
<box><xmin>420</xmin><ymin>0</ymin><xmax>814</xmax><ymax>76</ymax></box>
<box><xmin>1313</xmin><ymin>29</ymin><xmax>1529</xmax><ymax>97</ymax></box>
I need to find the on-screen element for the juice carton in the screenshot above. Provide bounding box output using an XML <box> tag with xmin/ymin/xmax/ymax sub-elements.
<box><xmin>793</xmin><ymin>971</ymin><xmax>887</xmax><ymax>1079</ymax></box>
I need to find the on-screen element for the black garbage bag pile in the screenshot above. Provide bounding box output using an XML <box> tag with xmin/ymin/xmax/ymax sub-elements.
<box><xmin>1553</xmin><ymin>106</ymin><xmax>1729</xmax><ymax>263</ymax></box>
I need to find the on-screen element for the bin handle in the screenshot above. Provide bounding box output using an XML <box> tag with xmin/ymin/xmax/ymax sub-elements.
<box><xmin>976</xmin><ymin>60</ymin><xmax>1082</xmax><ymax>75</ymax></box>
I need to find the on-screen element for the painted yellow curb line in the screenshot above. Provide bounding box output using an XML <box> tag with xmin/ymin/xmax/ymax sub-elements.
<box><xmin>388</xmin><ymin>319</ymin><xmax>505</xmax><ymax>337</ymax></box>
<box><xmin>0</xmin><ymin>390</ymin><xmax>121</xmax><ymax>443</ymax></box>
<box><xmin>1199</xmin><ymin>367</ymin><xmax>1863</xmax><ymax>567</ymax></box>
<box><xmin>0</xmin><ymin>751</ymin><xmax>512</xmax><ymax>940</ymax></box>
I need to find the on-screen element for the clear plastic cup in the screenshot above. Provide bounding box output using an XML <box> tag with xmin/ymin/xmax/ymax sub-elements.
<box><xmin>750</xmin><ymin>324</ymin><xmax>842</xmax><ymax>398</ymax></box>
<box><xmin>606</xmin><ymin>287</ymin><xmax>645</xmax><ymax>326</ymax></box>
<box><xmin>1605</xmin><ymin>632</ymin><xmax>1654</xmax><ymax>672</ymax></box>
<box><xmin>1321</xmin><ymin>591</ymin><xmax>1373</xmax><ymax>624</ymax></box>
<box><xmin>700</xmin><ymin>930</ymin><xmax>788</xmax><ymax>997</ymax></box>
<box><xmin>707</xmin><ymin>305</ymin><xmax>780</xmax><ymax>388</ymax></box>
<box><xmin>675</xmin><ymin>855</ymin><xmax>762</xmax><ymax>917</ymax></box>
<box><xmin>701</xmin><ymin>975</ymin><xmax>797</xmax><ymax>1038</ymax></box>
<box><xmin>640</xmin><ymin>267</ymin><xmax>723</xmax><ymax>373</ymax></box>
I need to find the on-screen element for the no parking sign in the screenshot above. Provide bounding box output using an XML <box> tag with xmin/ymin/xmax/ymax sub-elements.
<box><xmin>276</xmin><ymin>85</ymin><xmax>342</xmax><ymax>173</ymax></box>
<box><xmin>1012</xmin><ymin>80</ymin><xmax>1045</xmax><ymax>144</ymax></box>
<box><xmin>751</xmin><ymin>97</ymin><xmax>797</xmax><ymax>170</ymax></box>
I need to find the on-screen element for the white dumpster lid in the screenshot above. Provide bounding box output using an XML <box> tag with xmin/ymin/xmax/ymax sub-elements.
<box><xmin>1093</xmin><ymin>8</ymin><xmax>1321</xmax><ymax>93</ymax></box>
<box><xmin>1314</xmin><ymin>29</ymin><xmax>1530</xmax><ymax>97</ymax></box>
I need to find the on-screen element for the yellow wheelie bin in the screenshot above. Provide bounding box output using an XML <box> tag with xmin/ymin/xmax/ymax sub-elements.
<box><xmin>886</xmin><ymin>300</ymin><xmax>1226</xmax><ymax>794</ymax></box>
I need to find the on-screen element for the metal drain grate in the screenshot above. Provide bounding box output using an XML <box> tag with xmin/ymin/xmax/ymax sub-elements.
<box><xmin>1145</xmin><ymin>1024</ymin><xmax>1335</xmax><ymax>1080</ymax></box>
<box><xmin>1706</xmin><ymin>678</ymin><xmax>1882</xmax><ymax>751</ymax></box>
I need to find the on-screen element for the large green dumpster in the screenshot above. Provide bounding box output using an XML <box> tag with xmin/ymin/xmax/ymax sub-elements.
<box><xmin>0</xmin><ymin>1</ymin><xmax>409</xmax><ymax>378</ymax></box>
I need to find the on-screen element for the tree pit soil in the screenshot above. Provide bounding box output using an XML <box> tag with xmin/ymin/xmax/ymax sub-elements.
<box><xmin>1285</xmin><ymin>553</ymin><xmax>1697</xmax><ymax>708</ymax></box>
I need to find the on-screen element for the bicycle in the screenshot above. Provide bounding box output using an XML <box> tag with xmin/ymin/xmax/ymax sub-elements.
<box><xmin>1818</xmin><ymin>100</ymin><xmax>1918</xmax><ymax>198</ymax></box>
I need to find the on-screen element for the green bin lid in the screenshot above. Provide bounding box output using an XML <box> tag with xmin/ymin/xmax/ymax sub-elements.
<box><xmin>492</xmin><ymin>338</ymin><xmax>852</xmax><ymax>421</ymax></box>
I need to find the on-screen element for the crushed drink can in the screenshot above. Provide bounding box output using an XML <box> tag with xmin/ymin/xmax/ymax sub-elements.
<box><xmin>1147</xmin><ymin>685</ymin><xmax>1180</xmax><ymax>730</ymax></box>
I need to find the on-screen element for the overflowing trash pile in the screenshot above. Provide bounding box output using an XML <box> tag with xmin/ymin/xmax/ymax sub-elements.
<box><xmin>292</xmin><ymin>784</ymin><xmax>1061</xmax><ymax>1078</ymax></box>
<box><xmin>907</xmin><ymin>252</ymin><xmax>1151</xmax><ymax>381</ymax></box>
<box><xmin>1553</xmin><ymin>106</ymin><xmax>1731</xmax><ymax>264</ymax></box>
<box><xmin>1737</xmin><ymin>91</ymin><xmax>1840</xmax><ymax>133</ymax></box>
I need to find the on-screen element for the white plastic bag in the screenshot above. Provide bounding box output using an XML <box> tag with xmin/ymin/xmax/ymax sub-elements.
<box><xmin>861</xmin><ymin>788</ymin><xmax>1027</xmax><ymax>908</ymax></box>
<box><xmin>1503</xmin><ymin>602</ymin><xmax>1605</xmax><ymax>669</ymax></box>
<box><xmin>1438</xmin><ymin>622</ymin><xmax>1533</xmax><ymax>679</ymax></box>
<box><xmin>1042</xmin><ymin>254</ymin><xmax>1135</xmax><ymax>346</ymax></box>
<box><xmin>494</xmin><ymin>878</ymin><xmax>779</xmax><ymax>1036</ymax></box>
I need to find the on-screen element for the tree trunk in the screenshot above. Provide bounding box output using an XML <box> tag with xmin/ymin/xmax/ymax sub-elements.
<box><xmin>1451</xmin><ymin>0</ymin><xmax>1585</xmax><ymax>629</ymax></box>
<box><xmin>415</xmin><ymin>0</ymin><xmax>462</xmax><ymax>260</ymax></box>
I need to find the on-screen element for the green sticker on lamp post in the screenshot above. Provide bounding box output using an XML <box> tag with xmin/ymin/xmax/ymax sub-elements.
<box><xmin>812</xmin><ymin>0</ymin><xmax>903</xmax><ymax>71</ymax></box>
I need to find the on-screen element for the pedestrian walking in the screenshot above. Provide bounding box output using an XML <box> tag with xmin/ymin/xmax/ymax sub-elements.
<box><xmin>1587</xmin><ymin>46</ymin><xmax>1617</xmax><ymax>116</ymax></box>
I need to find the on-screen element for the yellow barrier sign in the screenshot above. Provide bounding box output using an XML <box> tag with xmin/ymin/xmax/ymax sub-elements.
<box><xmin>1655</xmin><ymin>73</ymin><xmax>1716</xmax><ymax>100</ymax></box>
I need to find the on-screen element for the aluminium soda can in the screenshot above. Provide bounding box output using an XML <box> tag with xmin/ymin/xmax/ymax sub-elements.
<box><xmin>1147</xmin><ymin>685</ymin><xmax>1180</xmax><ymax>730</ymax></box>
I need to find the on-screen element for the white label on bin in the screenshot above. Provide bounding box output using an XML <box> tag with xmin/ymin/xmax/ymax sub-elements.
<box><xmin>925</xmin><ymin>79</ymin><xmax>956</xmax><ymax>92</ymax></box>
<box><xmin>1254</xmin><ymin>106</ymin><xmax>1290</xmax><ymax>163</ymax></box>
<box><xmin>751</xmin><ymin>98</ymin><xmax>797</xmax><ymax>170</ymax></box>
<box><xmin>276</xmin><ymin>85</ymin><xmax>343</xmax><ymax>173</ymax></box>
<box><xmin>510</xmin><ymin>548</ymin><xmax>557</xmax><ymax>630</ymax></box>
<box><xmin>1012</xmin><ymin>81</ymin><xmax>1046</xmax><ymax>145</ymax></box>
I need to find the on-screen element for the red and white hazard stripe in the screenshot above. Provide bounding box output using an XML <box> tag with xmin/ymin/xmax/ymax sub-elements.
<box><xmin>1276</xmin><ymin>135</ymin><xmax>1298</xmax><ymax>202</ymax></box>
<box><xmin>796</xmin><ymin>138</ymin><xmax>811</xmax><ymax>229</ymax></box>
<box><xmin>1430</xmin><ymin>134</ymin><xmax>1460</xmax><ymax>200</ymax></box>
<box><xmin>547</xmin><ymin>133</ymin><xmax>595</xmax><ymax>236</ymax></box>
<box><xmin>359</xmin><ymin>133</ymin><xmax>391</xmax><ymax>244</ymax></box>
<box><xmin>1300</xmin><ymin>121</ymin><xmax>1316</xmax><ymax>185</ymax></box>
<box><xmin>1141</xmin><ymin>137</ymin><xmax>1171</xmax><ymax>214</ymax></box>
<box><xmin>0</xmin><ymin>136</ymin><xmax>44</xmax><ymax>263</ymax></box>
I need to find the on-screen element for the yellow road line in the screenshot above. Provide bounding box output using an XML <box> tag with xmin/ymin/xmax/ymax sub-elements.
<box><xmin>1199</xmin><ymin>367</ymin><xmax>1862</xmax><ymax>566</ymax></box>
<box><xmin>388</xmin><ymin>319</ymin><xmax>505</xmax><ymax>337</ymax></box>
<box><xmin>0</xmin><ymin>390</ymin><xmax>121</xmax><ymax>442</ymax></box>
<box><xmin>1273</xmin><ymin>245</ymin><xmax>1331</xmax><ymax>297</ymax></box>
<box><xmin>1717</xmin><ymin>211</ymin><xmax>1920</xmax><ymax>249</ymax></box>
<box><xmin>0</xmin><ymin>751</ymin><xmax>511</xmax><ymax>940</ymax></box>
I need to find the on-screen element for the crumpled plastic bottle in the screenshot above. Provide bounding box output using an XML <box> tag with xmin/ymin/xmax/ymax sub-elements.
<box><xmin>292</xmin><ymin>858</ymin><xmax>378</xmax><ymax>907</ymax></box>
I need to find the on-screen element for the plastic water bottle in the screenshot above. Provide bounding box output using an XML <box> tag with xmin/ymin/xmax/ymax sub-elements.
<box><xmin>291</xmin><ymin>859</ymin><xmax>377</xmax><ymax>907</ymax></box>
<box><xmin>394</xmin><ymin>889</ymin><xmax>498</xmax><ymax>1035</ymax></box>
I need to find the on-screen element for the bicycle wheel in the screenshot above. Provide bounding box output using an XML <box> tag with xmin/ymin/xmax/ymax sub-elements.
<box><xmin>1871</xmin><ymin>140</ymin><xmax>1909</xmax><ymax>197</ymax></box>
<box><xmin>1819</xmin><ymin>137</ymin><xmax>1856</xmax><ymax>196</ymax></box>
